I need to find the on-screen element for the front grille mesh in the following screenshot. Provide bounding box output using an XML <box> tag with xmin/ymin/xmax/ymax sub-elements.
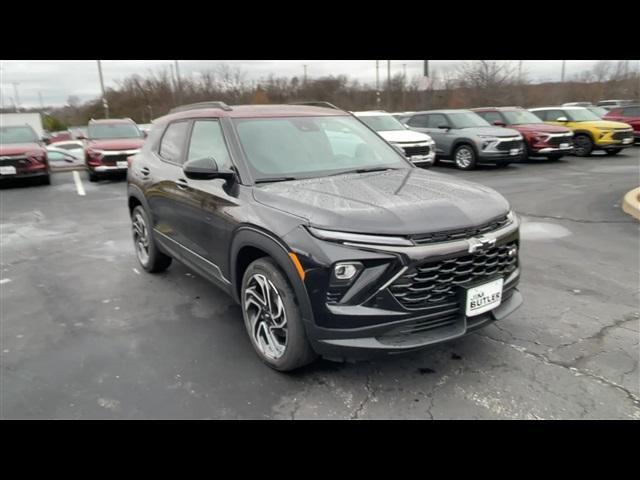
<box><xmin>547</xmin><ymin>135</ymin><xmax>573</xmax><ymax>146</ymax></box>
<box><xmin>389</xmin><ymin>241</ymin><xmax>518</xmax><ymax>310</ymax></box>
<box><xmin>613</xmin><ymin>130</ymin><xmax>633</xmax><ymax>141</ymax></box>
<box><xmin>496</xmin><ymin>140</ymin><xmax>523</xmax><ymax>151</ymax></box>
<box><xmin>402</xmin><ymin>145</ymin><xmax>430</xmax><ymax>157</ymax></box>
<box><xmin>101</xmin><ymin>154</ymin><xmax>128</xmax><ymax>165</ymax></box>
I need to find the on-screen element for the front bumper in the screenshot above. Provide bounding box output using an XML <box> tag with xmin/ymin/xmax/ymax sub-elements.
<box><xmin>0</xmin><ymin>170</ymin><xmax>49</xmax><ymax>181</ymax></box>
<box><xmin>477</xmin><ymin>150</ymin><xmax>523</xmax><ymax>164</ymax></box>
<box><xmin>293</xmin><ymin>215</ymin><xmax>522</xmax><ymax>361</ymax></box>
<box><xmin>307</xmin><ymin>288</ymin><xmax>522</xmax><ymax>360</ymax></box>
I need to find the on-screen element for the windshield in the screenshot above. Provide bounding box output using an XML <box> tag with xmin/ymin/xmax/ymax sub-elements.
<box><xmin>0</xmin><ymin>126</ymin><xmax>39</xmax><ymax>144</ymax></box>
<box><xmin>234</xmin><ymin>116</ymin><xmax>410</xmax><ymax>182</ymax></box>
<box><xmin>566</xmin><ymin>109</ymin><xmax>601</xmax><ymax>122</ymax></box>
<box><xmin>448</xmin><ymin>112</ymin><xmax>491</xmax><ymax>129</ymax></box>
<box><xmin>502</xmin><ymin>110</ymin><xmax>543</xmax><ymax>125</ymax></box>
<box><xmin>357</xmin><ymin>115</ymin><xmax>407</xmax><ymax>132</ymax></box>
<box><xmin>88</xmin><ymin>123</ymin><xmax>142</xmax><ymax>139</ymax></box>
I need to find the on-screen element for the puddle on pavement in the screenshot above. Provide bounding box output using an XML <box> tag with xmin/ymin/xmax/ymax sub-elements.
<box><xmin>520</xmin><ymin>221</ymin><xmax>572</xmax><ymax>240</ymax></box>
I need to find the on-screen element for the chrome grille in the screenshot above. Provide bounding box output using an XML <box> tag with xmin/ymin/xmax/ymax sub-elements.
<box><xmin>411</xmin><ymin>215</ymin><xmax>510</xmax><ymax>245</ymax></box>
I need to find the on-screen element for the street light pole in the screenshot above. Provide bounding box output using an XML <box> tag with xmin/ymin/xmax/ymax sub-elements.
<box><xmin>303</xmin><ymin>64</ymin><xmax>308</xmax><ymax>84</ymax></box>
<box><xmin>97</xmin><ymin>60</ymin><xmax>109</xmax><ymax>118</ymax></box>
<box><xmin>402</xmin><ymin>63</ymin><xmax>407</xmax><ymax>111</ymax></box>
<box><xmin>561</xmin><ymin>60</ymin><xmax>566</xmax><ymax>82</ymax></box>
<box><xmin>174</xmin><ymin>60</ymin><xmax>181</xmax><ymax>103</ymax></box>
<box><xmin>12</xmin><ymin>82</ymin><xmax>21</xmax><ymax>112</ymax></box>
<box><xmin>375</xmin><ymin>60</ymin><xmax>381</xmax><ymax>108</ymax></box>
<box><xmin>387</xmin><ymin>60</ymin><xmax>391</xmax><ymax>110</ymax></box>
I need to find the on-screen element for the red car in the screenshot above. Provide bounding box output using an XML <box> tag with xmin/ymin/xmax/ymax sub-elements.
<box><xmin>81</xmin><ymin>118</ymin><xmax>146</xmax><ymax>182</ymax></box>
<box><xmin>604</xmin><ymin>105</ymin><xmax>640</xmax><ymax>143</ymax></box>
<box><xmin>0</xmin><ymin>125</ymin><xmax>51</xmax><ymax>185</ymax></box>
<box><xmin>472</xmin><ymin>107</ymin><xmax>574</xmax><ymax>160</ymax></box>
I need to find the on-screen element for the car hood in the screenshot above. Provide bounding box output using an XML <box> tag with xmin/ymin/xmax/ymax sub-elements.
<box><xmin>253</xmin><ymin>168</ymin><xmax>510</xmax><ymax>235</ymax></box>
<box><xmin>88</xmin><ymin>138</ymin><xmax>145</xmax><ymax>150</ymax></box>
<box><xmin>377</xmin><ymin>129</ymin><xmax>432</xmax><ymax>143</ymax></box>
<box><xmin>0</xmin><ymin>142</ymin><xmax>45</xmax><ymax>156</ymax></box>
<box><xmin>463</xmin><ymin>126</ymin><xmax>522</xmax><ymax>137</ymax></box>
<box><xmin>573</xmin><ymin>120</ymin><xmax>632</xmax><ymax>129</ymax></box>
<box><xmin>509</xmin><ymin>123</ymin><xmax>571</xmax><ymax>134</ymax></box>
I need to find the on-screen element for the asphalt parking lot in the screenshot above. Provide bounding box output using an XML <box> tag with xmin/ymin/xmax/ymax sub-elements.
<box><xmin>1</xmin><ymin>148</ymin><xmax>639</xmax><ymax>419</ymax></box>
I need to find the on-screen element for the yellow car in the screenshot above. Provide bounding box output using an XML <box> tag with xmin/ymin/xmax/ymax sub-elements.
<box><xmin>529</xmin><ymin>106</ymin><xmax>634</xmax><ymax>156</ymax></box>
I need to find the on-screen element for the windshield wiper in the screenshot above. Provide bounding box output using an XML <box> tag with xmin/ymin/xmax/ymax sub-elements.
<box><xmin>327</xmin><ymin>167</ymin><xmax>399</xmax><ymax>177</ymax></box>
<box><xmin>254</xmin><ymin>176</ymin><xmax>298</xmax><ymax>184</ymax></box>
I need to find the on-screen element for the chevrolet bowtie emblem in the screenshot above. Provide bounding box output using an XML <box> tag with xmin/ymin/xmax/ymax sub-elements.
<box><xmin>468</xmin><ymin>236</ymin><xmax>496</xmax><ymax>254</ymax></box>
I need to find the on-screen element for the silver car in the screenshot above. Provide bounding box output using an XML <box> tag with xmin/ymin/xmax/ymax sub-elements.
<box><xmin>403</xmin><ymin>109</ymin><xmax>524</xmax><ymax>170</ymax></box>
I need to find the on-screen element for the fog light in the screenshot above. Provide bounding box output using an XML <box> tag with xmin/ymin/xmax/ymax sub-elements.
<box><xmin>334</xmin><ymin>262</ymin><xmax>360</xmax><ymax>280</ymax></box>
<box><xmin>508</xmin><ymin>246</ymin><xmax>518</xmax><ymax>258</ymax></box>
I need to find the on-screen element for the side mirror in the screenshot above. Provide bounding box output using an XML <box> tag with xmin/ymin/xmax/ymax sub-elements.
<box><xmin>493</xmin><ymin>121</ymin><xmax>506</xmax><ymax>127</ymax></box>
<box><xmin>183</xmin><ymin>157</ymin><xmax>235</xmax><ymax>181</ymax></box>
<box><xmin>556</xmin><ymin>117</ymin><xmax>569</xmax><ymax>122</ymax></box>
<box><xmin>76</xmin><ymin>134</ymin><xmax>86</xmax><ymax>140</ymax></box>
<box><xmin>142</xmin><ymin>131</ymin><xmax>148</xmax><ymax>138</ymax></box>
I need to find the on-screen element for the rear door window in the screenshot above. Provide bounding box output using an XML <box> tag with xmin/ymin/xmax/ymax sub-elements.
<box><xmin>426</xmin><ymin>114</ymin><xmax>448</xmax><ymax>128</ymax></box>
<box><xmin>479</xmin><ymin>111</ymin><xmax>503</xmax><ymax>125</ymax></box>
<box><xmin>407</xmin><ymin>114</ymin><xmax>429</xmax><ymax>128</ymax></box>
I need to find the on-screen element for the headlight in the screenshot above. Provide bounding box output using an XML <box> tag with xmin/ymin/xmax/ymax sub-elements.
<box><xmin>478</xmin><ymin>135</ymin><xmax>501</xmax><ymax>141</ymax></box>
<box><xmin>308</xmin><ymin>226</ymin><xmax>413</xmax><ymax>246</ymax></box>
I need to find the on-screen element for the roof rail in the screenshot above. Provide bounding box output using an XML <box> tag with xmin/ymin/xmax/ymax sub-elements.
<box><xmin>288</xmin><ymin>101</ymin><xmax>341</xmax><ymax>110</ymax></box>
<box><xmin>169</xmin><ymin>101</ymin><xmax>232</xmax><ymax>114</ymax></box>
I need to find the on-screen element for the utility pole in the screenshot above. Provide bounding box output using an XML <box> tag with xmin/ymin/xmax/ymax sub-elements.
<box><xmin>402</xmin><ymin>63</ymin><xmax>407</xmax><ymax>111</ymax></box>
<box><xmin>38</xmin><ymin>91</ymin><xmax>44</xmax><ymax>110</ymax></box>
<box><xmin>375</xmin><ymin>60</ymin><xmax>381</xmax><ymax>108</ymax></box>
<box><xmin>518</xmin><ymin>60</ymin><xmax>523</xmax><ymax>81</ymax></box>
<box><xmin>303</xmin><ymin>64</ymin><xmax>308</xmax><ymax>84</ymax></box>
<box><xmin>423</xmin><ymin>60</ymin><xmax>430</xmax><ymax>110</ymax></box>
<box><xmin>12</xmin><ymin>82</ymin><xmax>21</xmax><ymax>112</ymax></box>
<box><xmin>387</xmin><ymin>60</ymin><xmax>391</xmax><ymax>110</ymax></box>
<box><xmin>174</xmin><ymin>60</ymin><xmax>181</xmax><ymax>103</ymax></box>
<box><xmin>97</xmin><ymin>60</ymin><xmax>109</xmax><ymax>118</ymax></box>
<box><xmin>561</xmin><ymin>60</ymin><xmax>566</xmax><ymax>82</ymax></box>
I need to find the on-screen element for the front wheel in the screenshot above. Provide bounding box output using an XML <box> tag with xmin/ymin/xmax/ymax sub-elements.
<box><xmin>546</xmin><ymin>154</ymin><xmax>564</xmax><ymax>161</ymax></box>
<box><xmin>573</xmin><ymin>134</ymin><xmax>593</xmax><ymax>157</ymax></box>
<box><xmin>241</xmin><ymin>257</ymin><xmax>317</xmax><ymax>371</ymax></box>
<box><xmin>604</xmin><ymin>148</ymin><xmax>622</xmax><ymax>155</ymax></box>
<box><xmin>453</xmin><ymin>144</ymin><xmax>477</xmax><ymax>170</ymax></box>
<box><xmin>131</xmin><ymin>205</ymin><xmax>172</xmax><ymax>273</ymax></box>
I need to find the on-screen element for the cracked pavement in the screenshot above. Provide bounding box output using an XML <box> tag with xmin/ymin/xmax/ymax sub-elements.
<box><xmin>1</xmin><ymin>148</ymin><xmax>639</xmax><ymax>419</ymax></box>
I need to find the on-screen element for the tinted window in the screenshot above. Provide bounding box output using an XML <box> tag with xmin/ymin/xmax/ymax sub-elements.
<box><xmin>447</xmin><ymin>112</ymin><xmax>491</xmax><ymax>128</ymax></box>
<box><xmin>623</xmin><ymin>107</ymin><xmax>640</xmax><ymax>117</ymax></box>
<box><xmin>187</xmin><ymin>120</ymin><xmax>232</xmax><ymax>169</ymax></box>
<box><xmin>407</xmin><ymin>114</ymin><xmax>429</xmax><ymax>128</ymax></box>
<box><xmin>531</xmin><ymin>110</ymin><xmax>546</xmax><ymax>121</ymax></box>
<box><xmin>159</xmin><ymin>121</ymin><xmax>190</xmax><ymax>164</ymax></box>
<box><xmin>479</xmin><ymin>111</ymin><xmax>503</xmax><ymax>125</ymax></box>
<box><xmin>427</xmin><ymin>114</ymin><xmax>448</xmax><ymax>128</ymax></box>
<box><xmin>544</xmin><ymin>110</ymin><xmax>567</xmax><ymax>121</ymax></box>
<box><xmin>0</xmin><ymin>126</ymin><xmax>38</xmax><ymax>144</ymax></box>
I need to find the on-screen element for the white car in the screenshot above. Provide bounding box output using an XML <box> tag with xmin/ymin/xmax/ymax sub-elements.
<box><xmin>352</xmin><ymin>111</ymin><xmax>436</xmax><ymax>167</ymax></box>
<box><xmin>47</xmin><ymin>140</ymin><xmax>85</xmax><ymax>161</ymax></box>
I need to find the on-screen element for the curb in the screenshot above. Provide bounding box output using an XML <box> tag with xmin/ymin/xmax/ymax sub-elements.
<box><xmin>622</xmin><ymin>187</ymin><xmax>640</xmax><ymax>221</ymax></box>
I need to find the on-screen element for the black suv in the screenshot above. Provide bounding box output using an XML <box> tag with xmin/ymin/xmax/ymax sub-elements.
<box><xmin>127</xmin><ymin>101</ymin><xmax>523</xmax><ymax>371</ymax></box>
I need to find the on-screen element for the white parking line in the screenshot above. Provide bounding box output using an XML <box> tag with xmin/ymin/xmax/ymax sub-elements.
<box><xmin>72</xmin><ymin>171</ymin><xmax>86</xmax><ymax>196</ymax></box>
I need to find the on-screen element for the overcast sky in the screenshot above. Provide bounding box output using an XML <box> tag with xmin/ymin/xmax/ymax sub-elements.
<box><xmin>0</xmin><ymin>60</ymin><xmax>631</xmax><ymax>108</ymax></box>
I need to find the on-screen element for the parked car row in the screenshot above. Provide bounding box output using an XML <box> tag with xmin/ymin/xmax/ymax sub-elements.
<box><xmin>392</xmin><ymin>104</ymin><xmax>637</xmax><ymax>169</ymax></box>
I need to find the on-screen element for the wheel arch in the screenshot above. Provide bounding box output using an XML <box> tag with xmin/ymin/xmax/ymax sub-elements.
<box><xmin>230</xmin><ymin>226</ymin><xmax>316</xmax><ymax>324</ymax></box>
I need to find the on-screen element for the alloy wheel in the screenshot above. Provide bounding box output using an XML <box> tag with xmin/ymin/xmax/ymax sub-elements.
<box><xmin>244</xmin><ymin>273</ymin><xmax>288</xmax><ymax>360</ymax></box>
<box><xmin>455</xmin><ymin>147</ymin><xmax>473</xmax><ymax>169</ymax></box>
<box><xmin>573</xmin><ymin>136</ymin><xmax>591</xmax><ymax>156</ymax></box>
<box><xmin>132</xmin><ymin>212</ymin><xmax>150</xmax><ymax>265</ymax></box>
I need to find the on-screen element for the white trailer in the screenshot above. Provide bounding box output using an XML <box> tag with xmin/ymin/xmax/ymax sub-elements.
<box><xmin>0</xmin><ymin>113</ymin><xmax>44</xmax><ymax>138</ymax></box>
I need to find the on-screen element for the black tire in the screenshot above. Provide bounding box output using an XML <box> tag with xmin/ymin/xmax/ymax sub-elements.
<box><xmin>572</xmin><ymin>134</ymin><xmax>593</xmax><ymax>157</ymax></box>
<box><xmin>521</xmin><ymin>142</ymin><xmax>531</xmax><ymax>162</ymax></box>
<box><xmin>546</xmin><ymin>154</ymin><xmax>564</xmax><ymax>161</ymax></box>
<box><xmin>40</xmin><ymin>174</ymin><xmax>51</xmax><ymax>185</ymax></box>
<box><xmin>241</xmin><ymin>257</ymin><xmax>317</xmax><ymax>371</ymax></box>
<box><xmin>604</xmin><ymin>148</ymin><xmax>622</xmax><ymax>155</ymax></box>
<box><xmin>131</xmin><ymin>205</ymin><xmax>172</xmax><ymax>273</ymax></box>
<box><xmin>453</xmin><ymin>144</ymin><xmax>477</xmax><ymax>170</ymax></box>
<box><xmin>88</xmin><ymin>170</ymin><xmax>98</xmax><ymax>182</ymax></box>
<box><xmin>496</xmin><ymin>162</ymin><xmax>512</xmax><ymax>168</ymax></box>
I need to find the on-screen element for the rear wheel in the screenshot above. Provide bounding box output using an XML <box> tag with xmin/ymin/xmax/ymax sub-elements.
<box><xmin>573</xmin><ymin>134</ymin><xmax>593</xmax><ymax>157</ymax></box>
<box><xmin>453</xmin><ymin>144</ymin><xmax>477</xmax><ymax>170</ymax></box>
<box><xmin>241</xmin><ymin>257</ymin><xmax>317</xmax><ymax>371</ymax></box>
<box><xmin>88</xmin><ymin>170</ymin><xmax>98</xmax><ymax>182</ymax></box>
<box><xmin>131</xmin><ymin>205</ymin><xmax>172</xmax><ymax>273</ymax></box>
<box><xmin>604</xmin><ymin>148</ymin><xmax>622</xmax><ymax>155</ymax></box>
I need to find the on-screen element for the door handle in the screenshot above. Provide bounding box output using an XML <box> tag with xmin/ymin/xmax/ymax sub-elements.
<box><xmin>140</xmin><ymin>166</ymin><xmax>150</xmax><ymax>176</ymax></box>
<box><xmin>176</xmin><ymin>178</ymin><xmax>189</xmax><ymax>190</ymax></box>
